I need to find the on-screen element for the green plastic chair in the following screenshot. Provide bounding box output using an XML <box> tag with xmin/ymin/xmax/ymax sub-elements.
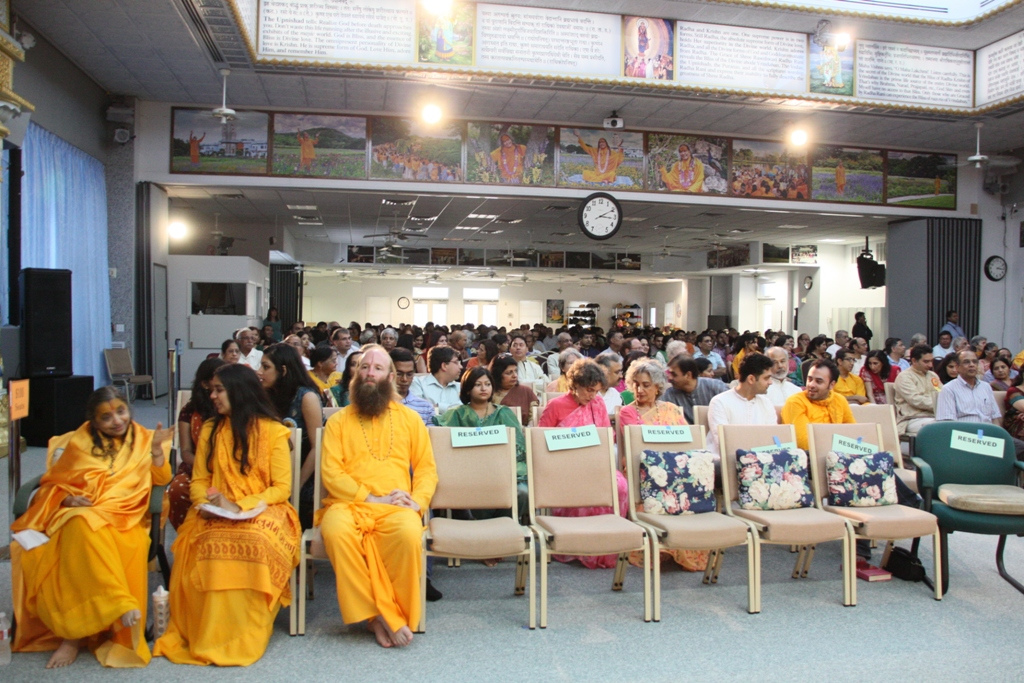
<box><xmin>912</xmin><ymin>421</ymin><xmax>1024</xmax><ymax>594</ymax></box>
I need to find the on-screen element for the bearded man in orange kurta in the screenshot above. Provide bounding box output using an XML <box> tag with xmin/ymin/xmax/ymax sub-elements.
<box><xmin>10</xmin><ymin>388</ymin><xmax>172</xmax><ymax>669</ymax></box>
<box><xmin>318</xmin><ymin>345</ymin><xmax>437</xmax><ymax>648</ymax></box>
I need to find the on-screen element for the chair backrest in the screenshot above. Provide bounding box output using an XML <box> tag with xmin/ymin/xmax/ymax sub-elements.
<box><xmin>849</xmin><ymin>403</ymin><xmax>904</xmax><ymax>467</ymax></box>
<box><xmin>428</xmin><ymin>427</ymin><xmax>518</xmax><ymax>515</ymax></box>
<box><xmin>312</xmin><ymin>427</ymin><xmax>324</xmax><ymax>510</ymax></box>
<box><xmin>806</xmin><ymin>422</ymin><xmax>885</xmax><ymax>502</ymax></box>
<box><xmin>526</xmin><ymin>405</ymin><xmax>535</xmax><ymax>426</ymax></box>
<box><xmin>173</xmin><ymin>389</ymin><xmax>193</xmax><ymax>452</ymax></box>
<box><xmin>915</xmin><ymin>421</ymin><xmax>1018</xmax><ymax>487</ymax></box>
<box><xmin>323</xmin><ymin>407</ymin><xmax>342</xmax><ymax>420</ymax></box>
<box><xmin>289</xmin><ymin>427</ymin><xmax>302</xmax><ymax>511</ymax></box>
<box><xmin>104</xmin><ymin>348</ymin><xmax>135</xmax><ymax>376</ymax></box>
<box><xmin>545</xmin><ymin>392</ymin><xmax>566</xmax><ymax>406</ymax></box>
<box><xmin>992</xmin><ymin>391</ymin><xmax>1007</xmax><ymax>418</ymax></box>
<box><xmin>883</xmin><ymin>381</ymin><xmax>896</xmax><ymax>405</ymax></box>
<box><xmin>718</xmin><ymin>424</ymin><xmax>797</xmax><ymax>511</ymax></box>
<box><xmin>622</xmin><ymin>423</ymin><xmax>707</xmax><ymax>516</ymax></box>
<box><xmin>526</xmin><ymin>426</ymin><xmax>617</xmax><ymax>514</ymax></box>
<box><xmin>693</xmin><ymin>405</ymin><xmax>709</xmax><ymax>431</ymax></box>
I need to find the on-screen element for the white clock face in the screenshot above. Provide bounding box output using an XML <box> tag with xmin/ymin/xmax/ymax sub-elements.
<box><xmin>579</xmin><ymin>194</ymin><xmax>621</xmax><ymax>240</ymax></box>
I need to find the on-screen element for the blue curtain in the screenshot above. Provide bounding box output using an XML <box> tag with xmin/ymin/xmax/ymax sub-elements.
<box><xmin>22</xmin><ymin>123</ymin><xmax>111</xmax><ymax>384</ymax></box>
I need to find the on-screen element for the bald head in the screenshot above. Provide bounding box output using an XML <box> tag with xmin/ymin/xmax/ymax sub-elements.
<box><xmin>767</xmin><ymin>347</ymin><xmax>789</xmax><ymax>380</ymax></box>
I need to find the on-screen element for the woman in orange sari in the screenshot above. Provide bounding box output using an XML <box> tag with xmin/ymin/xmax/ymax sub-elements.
<box><xmin>619</xmin><ymin>359</ymin><xmax>709</xmax><ymax>572</ymax></box>
<box><xmin>11</xmin><ymin>386</ymin><xmax>173</xmax><ymax>669</ymax></box>
<box><xmin>154</xmin><ymin>364</ymin><xmax>300</xmax><ymax>666</ymax></box>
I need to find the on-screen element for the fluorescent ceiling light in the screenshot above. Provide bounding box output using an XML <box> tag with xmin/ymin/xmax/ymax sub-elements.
<box><xmin>297</xmin><ymin>221</ymin><xmax>323</xmax><ymax>226</ymax></box>
<box><xmin>467</xmin><ymin>213</ymin><xmax>498</xmax><ymax>219</ymax></box>
<box><xmin>777</xmin><ymin>224</ymin><xmax>807</xmax><ymax>229</ymax></box>
<box><xmin>287</xmin><ymin>204</ymin><xmax>317</xmax><ymax>210</ymax></box>
<box><xmin>738</xmin><ymin>208</ymin><xmax>791</xmax><ymax>214</ymax></box>
<box><xmin>818</xmin><ymin>212</ymin><xmax>863</xmax><ymax>218</ymax></box>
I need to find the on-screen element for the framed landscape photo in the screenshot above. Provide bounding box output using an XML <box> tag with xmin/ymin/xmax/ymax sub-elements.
<box><xmin>271</xmin><ymin>113</ymin><xmax>367</xmax><ymax>178</ymax></box>
<box><xmin>171</xmin><ymin>108</ymin><xmax>269</xmax><ymax>175</ymax></box>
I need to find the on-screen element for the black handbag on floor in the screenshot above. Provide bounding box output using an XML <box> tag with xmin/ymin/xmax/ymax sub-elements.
<box><xmin>884</xmin><ymin>546</ymin><xmax>926</xmax><ymax>582</ymax></box>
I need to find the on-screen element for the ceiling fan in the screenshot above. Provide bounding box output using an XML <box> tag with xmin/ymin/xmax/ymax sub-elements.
<box><xmin>212</xmin><ymin>68</ymin><xmax>236</xmax><ymax>124</ymax></box>
<box><xmin>956</xmin><ymin>122</ymin><xmax>1021</xmax><ymax>170</ymax></box>
<box><xmin>208</xmin><ymin>214</ymin><xmax>247</xmax><ymax>254</ymax></box>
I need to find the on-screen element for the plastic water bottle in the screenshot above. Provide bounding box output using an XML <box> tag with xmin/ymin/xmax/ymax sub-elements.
<box><xmin>151</xmin><ymin>587</ymin><xmax>170</xmax><ymax>639</ymax></box>
<box><xmin>0</xmin><ymin>611</ymin><xmax>11</xmax><ymax>665</ymax></box>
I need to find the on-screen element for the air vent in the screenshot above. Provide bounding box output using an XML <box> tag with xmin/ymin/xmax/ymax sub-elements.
<box><xmin>698</xmin><ymin>211</ymin><xmax>727</xmax><ymax>217</ymax></box>
<box><xmin>180</xmin><ymin>0</ymin><xmax>224</xmax><ymax>62</ymax></box>
<box><xmin>544</xmin><ymin>204</ymin><xmax>572</xmax><ymax>211</ymax></box>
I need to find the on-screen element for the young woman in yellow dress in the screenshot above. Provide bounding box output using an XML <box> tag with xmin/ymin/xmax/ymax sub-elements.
<box><xmin>154</xmin><ymin>363</ymin><xmax>300</xmax><ymax>666</ymax></box>
<box><xmin>11</xmin><ymin>386</ymin><xmax>172</xmax><ymax>669</ymax></box>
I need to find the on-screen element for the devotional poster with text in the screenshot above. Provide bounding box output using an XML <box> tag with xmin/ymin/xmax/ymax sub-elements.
<box><xmin>558</xmin><ymin>128</ymin><xmax>644</xmax><ymax>189</ymax></box>
<box><xmin>467</xmin><ymin>123</ymin><xmax>555</xmax><ymax>185</ymax></box>
<box><xmin>271</xmin><ymin>114</ymin><xmax>367</xmax><ymax>178</ymax></box>
<box><xmin>622</xmin><ymin>16</ymin><xmax>673</xmax><ymax>80</ymax></box>
<box><xmin>647</xmin><ymin>134</ymin><xmax>729</xmax><ymax>194</ymax></box>
<box><xmin>809</xmin><ymin>40</ymin><xmax>854</xmax><ymax>96</ymax></box>
<box><xmin>369</xmin><ymin>117</ymin><xmax>464</xmax><ymax>182</ymax></box>
<box><xmin>811</xmin><ymin>146</ymin><xmax>884</xmax><ymax>203</ymax></box>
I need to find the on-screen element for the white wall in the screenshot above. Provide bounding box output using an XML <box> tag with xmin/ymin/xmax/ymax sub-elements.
<box><xmin>815</xmin><ymin>244</ymin><xmax>887</xmax><ymax>335</ymax></box>
<box><xmin>301</xmin><ymin>276</ymin><xmax>653</xmax><ymax>330</ymax></box>
<box><xmin>646</xmin><ymin>281</ymin><xmax>686</xmax><ymax>329</ymax></box>
<box><xmin>686</xmin><ymin>278</ymin><xmax>709</xmax><ymax>331</ymax></box>
<box><xmin>168</xmin><ymin>255</ymin><xmax>269</xmax><ymax>379</ymax></box>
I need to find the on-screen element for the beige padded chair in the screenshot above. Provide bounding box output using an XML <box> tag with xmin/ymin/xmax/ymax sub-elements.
<box><xmin>545</xmin><ymin>391</ymin><xmax>566</xmax><ymax>406</ymax></box>
<box><xmin>623</xmin><ymin>424</ymin><xmax>760</xmax><ymax>618</ymax></box>
<box><xmin>322</xmin><ymin>406</ymin><xmax>342</xmax><ymax>420</ymax></box>
<box><xmin>423</xmin><ymin>428</ymin><xmax>535</xmax><ymax>630</ymax></box>
<box><xmin>719</xmin><ymin>424</ymin><xmax>856</xmax><ymax>607</ymax></box>
<box><xmin>526</xmin><ymin>426</ymin><xmax>652</xmax><ymax>627</ymax></box>
<box><xmin>693</xmin><ymin>405</ymin><xmax>710</xmax><ymax>433</ymax></box>
<box><xmin>849</xmin><ymin>404</ymin><xmax>918</xmax><ymax>493</ymax></box>
<box><xmin>172</xmin><ymin>389</ymin><xmax>192</xmax><ymax>465</ymax></box>
<box><xmin>807</xmin><ymin>423</ymin><xmax>942</xmax><ymax>602</ymax></box>
<box><xmin>104</xmin><ymin>348</ymin><xmax>155</xmax><ymax>404</ymax></box>
<box><xmin>297</xmin><ymin>428</ymin><xmax>327</xmax><ymax>636</ymax></box>
<box><xmin>287</xmin><ymin>427</ymin><xmax>302</xmax><ymax>636</ymax></box>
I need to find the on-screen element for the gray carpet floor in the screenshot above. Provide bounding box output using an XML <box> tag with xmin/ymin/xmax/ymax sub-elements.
<box><xmin>2</xmin><ymin>398</ymin><xmax>1024</xmax><ymax>681</ymax></box>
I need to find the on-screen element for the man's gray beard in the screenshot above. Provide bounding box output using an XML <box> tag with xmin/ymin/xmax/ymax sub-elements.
<box><xmin>351</xmin><ymin>375</ymin><xmax>393</xmax><ymax>417</ymax></box>
<box><xmin>771</xmin><ymin>372</ymin><xmax>788</xmax><ymax>381</ymax></box>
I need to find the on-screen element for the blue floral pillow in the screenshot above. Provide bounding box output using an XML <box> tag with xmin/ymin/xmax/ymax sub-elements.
<box><xmin>735</xmin><ymin>448</ymin><xmax>813</xmax><ymax>511</ymax></box>
<box><xmin>639</xmin><ymin>449</ymin><xmax>716</xmax><ymax>515</ymax></box>
<box><xmin>826</xmin><ymin>451</ymin><xmax>897</xmax><ymax>507</ymax></box>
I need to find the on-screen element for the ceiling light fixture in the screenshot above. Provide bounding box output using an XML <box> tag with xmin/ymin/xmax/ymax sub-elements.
<box><xmin>422</xmin><ymin>103</ymin><xmax>442</xmax><ymax>125</ymax></box>
<box><xmin>168</xmin><ymin>221</ymin><xmax>187</xmax><ymax>240</ymax></box>
<box><xmin>212</xmin><ymin>68</ymin><xmax>236</xmax><ymax>124</ymax></box>
<box><xmin>287</xmin><ymin>204</ymin><xmax>317</xmax><ymax>210</ymax></box>
<box><xmin>818</xmin><ymin>212</ymin><xmax>863</xmax><ymax>217</ymax></box>
<box><xmin>789</xmin><ymin>128</ymin><xmax>808</xmax><ymax>146</ymax></box>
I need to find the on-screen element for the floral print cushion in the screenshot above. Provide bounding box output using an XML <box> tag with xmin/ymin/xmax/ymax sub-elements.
<box><xmin>826</xmin><ymin>451</ymin><xmax>897</xmax><ymax>507</ymax></box>
<box><xmin>735</xmin><ymin>448</ymin><xmax>814</xmax><ymax>511</ymax></box>
<box><xmin>639</xmin><ymin>449</ymin><xmax>716</xmax><ymax>515</ymax></box>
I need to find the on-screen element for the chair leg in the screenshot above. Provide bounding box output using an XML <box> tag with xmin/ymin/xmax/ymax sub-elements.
<box><xmin>712</xmin><ymin>548</ymin><xmax>725</xmax><ymax>583</ymax></box>
<box><xmin>651</xmin><ymin>536</ymin><xmax>662</xmax><ymax>622</ymax></box>
<box><xmin>150</xmin><ymin>380</ymin><xmax>156</xmax><ymax>405</ymax></box>
<box><xmin>298</xmin><ymin>552</ymin><xmax>308</xmax><ymax>636</ymax></box>
<box><xmin>791</xmin><ymin>545</ymin><xmax>805</xmax><ymax>578</ymax></box>
<box><xmin>995</xmin><ymin>535</ymin><xmax>1024</xmax><ymax>594</ymax></box>
<box><xmin>417</xmin><ymin>549</ymin><xmax>427</xmax><ymax>634</ymax></box>
<box><xmin>612</xmin><ymin>552</ymin><xmax>628</xmax><ymax>591</ymax></box>
<box><xmin>800</xmin><ymin>544</ymin><xmax>816</xmax><ymax>578</ymax></box>
<box><xmin>940</xmin><ymin>529</ymin><xmax>950</xmax><ymax>595</ymax></box>
<box><xmin>932</xmin><ymin>531</ymin><xmax>943</xmax><ymax>600</ymax></box>
<box><xmin>289</xmin><ymin>569</ymin><xmax>298</xmax><ymax>636</ymax></box>
<box><xmin>702</xmin><ymin>549</ymin><xmax>717</xmax><ymax>585</ymax></box>
<box><xmin>514</xmin><ymin>554</ymin><xmax>526</xmax><ymax>596</ymax></box>
<box><xmin>157</xmin><ymin>543</ymin><xmax>171</xmax><ymax>588</ymax></box>
<box><xmin>539</xmin><ymin>542</ymin><xmax>548</xmax><ymax>629</ymax></box>
<box><xmin>528</xmin><ymin>539</ymin><xmax>536</xmax><ymax>630</ymax></box>
<box><xmin>307</xmin><ymin>559</ymin><xmax>316</xmax><ymax>600</ymax></box>
<box><xmin>642</xmin><ymin>534</ymin><xmax>651</xmax><ymax>623</ymax></box>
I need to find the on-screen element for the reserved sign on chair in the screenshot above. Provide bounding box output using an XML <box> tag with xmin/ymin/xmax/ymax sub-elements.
<box><xmin>450</xmin><ymin>426</ymin><xmax>509</xmax><ymax>448</ymax></box>
<box><xmin>544</xmin><ymin>425</ymin><xmax>601</xmax><ymax>451</ymax></box>
<box><xmin>641</xmin><ymin>425</ymin><xmax>693</xmax><ymax>443</ymax></box>
<box><xmin>950</xmin><ymin>429</ymin><xmax>1004</xmax><ymax>458</ymax></box>
<box><xmin>832</xmin><ymin>434</ymin><xmax>876</xmax><ymax>455</ymax></box>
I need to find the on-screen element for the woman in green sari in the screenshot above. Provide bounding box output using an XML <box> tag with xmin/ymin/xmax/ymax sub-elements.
<box><xmin>435</xmin><ymin>366</ymin><xmax>527</xmax><ymax>535</ymax></box>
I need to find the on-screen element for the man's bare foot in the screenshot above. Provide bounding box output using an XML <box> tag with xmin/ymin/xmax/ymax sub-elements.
<box><xmin>121</xmin><ymin>609</ymin><xmax>141</xmax><ymax>628</ymax></box>
<box><xmin>45</xmin><ymin>639</ymin><xmax>81</xmax><ymax>669</ymax></box>
<box><xmin>367</xmin><ymin>618</ymin><xmax>392</xmax><ymax>648</ymax></box>
<box><xmin>386</xmin><ymin>624</ymin><xmax>414</xmax><ymax>648</ymax></box>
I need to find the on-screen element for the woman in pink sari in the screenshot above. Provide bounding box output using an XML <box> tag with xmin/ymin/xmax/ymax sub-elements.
<box><xmin>620</xmin><ymin>359</ymin><xmax>708</xmax><ymax>572</ymax></box>
<box><xmin>538</xmin><ymin>359</ymin><xmax>628</xmax><ymax>569</ymax></box>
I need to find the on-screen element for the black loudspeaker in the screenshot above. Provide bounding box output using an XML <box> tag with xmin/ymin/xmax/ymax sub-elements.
<box><xmin>856</xmin><ymin>254</ymin><xmax>886</xmax><ymax>289</ymax></box>
<box><xmin>20</xmin><ymin>268</ymin><xmax>73</xmax><ymax>377</ymax></box>
<box><xmin>21</xmin><ymin>375</ymin><xmax>94</xmax><ymax>446</ymax></box>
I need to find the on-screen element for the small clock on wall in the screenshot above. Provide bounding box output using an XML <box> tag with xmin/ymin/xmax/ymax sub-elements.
<box><xmin>984</xmin><ymin>255</ymin><xmax>1007</xmax><ymax>281</ymax></box>
<box><xmin>397</xmin><ymin>296</ymin><xmax>411</xmax><ymax>310</ymax></box>
<box><xmin>803</xmin><ymin>275</ymin><xmax>814</xmax><ymax>291</ymax></box>
<box><xmin>577</xmin><ymin>192</ymin><xmax>622</xmax><ymax>241</ymax></box>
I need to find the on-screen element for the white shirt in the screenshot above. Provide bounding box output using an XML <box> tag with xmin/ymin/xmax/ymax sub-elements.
<box><xmin>694</xmin><ymin>349</ymin><xmax>726</xmax><ymax>372</ymax></box>
<box><xmin>602</xmin><ymin>387</ymin><xmax>622</xmax><ymax>416</ymax></box>
<box><xmin>238</xmin><ymin>348</ymin><xmax>263</xmax><ymax>371</ymax></box>
<box><xmin>766</xmin><ymin>377</ymin><xmax>801</xmax><ymax>407</ymax></box>
<box><xmin>409</xmin><ymin>374</ymin><xmax>462</xmax><ymax>413</ymax></box>
<box><xmin>932</xmin><ymin>344</ymin><xmax>953</xmax><ymax>360</ymax></box>
<box><xmin>826</xmin><ymin>343</ymin><xmax>844</xmax><ymax>358</ymax></box>
<box><xmin>516</xmin><ymin>358</ymin><xmax>549</xmax><ymax>388</ymax></box>
<box><xmin>707</xmin><ymin>389</ymin><xmax>778</xmax><ymax>455</ymax></box>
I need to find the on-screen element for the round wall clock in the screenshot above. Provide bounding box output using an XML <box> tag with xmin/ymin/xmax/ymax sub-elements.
<box><xmin>984</xmin><ymin>255</ymin><xmax>1007</xmax><ymax>281</ymax></box>
<box><xmin>397</xmin><ymin>296</ymin><xmax>411</xmax><ymax>309</ymax></box>
<box><xmin>577</xmin><ymin>192</ymin><xmax>622</xmax><ymax>241</ymax></box>
<box><xmin>803</xmin><ymin>275</ymin><xmax>814</xmax><ymax>291</ymax></box>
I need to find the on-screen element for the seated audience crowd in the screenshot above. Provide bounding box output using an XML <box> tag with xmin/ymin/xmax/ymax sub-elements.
<box><xmin>11</xmin><ymin>313</ymin><xmax>1024</xmax><ymax>668</ymax></box>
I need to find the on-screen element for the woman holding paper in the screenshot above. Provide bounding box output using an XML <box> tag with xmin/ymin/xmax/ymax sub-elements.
<box><xmin>154</xmin><ymin>364</ymin><xmax>300</xmax><ymax>666</ymax></box>
<box><xmin>618</xmin><ymin>360</ymin><xmax>708</xmax><ymax>572</ymax></box>
<box><xmin>10</xmin><ymin>386</ymin><xmax>172</xmax><ymax>669</ymax></box>
<box><xmin>538</xmin><ymin>359</ymin><xmax>627</xmax><ymax>569</ymax></box>
<box><xmin>435</xmin><ymin>366</ymin><xmax>527</xmax><ymax>536</ymax></box>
